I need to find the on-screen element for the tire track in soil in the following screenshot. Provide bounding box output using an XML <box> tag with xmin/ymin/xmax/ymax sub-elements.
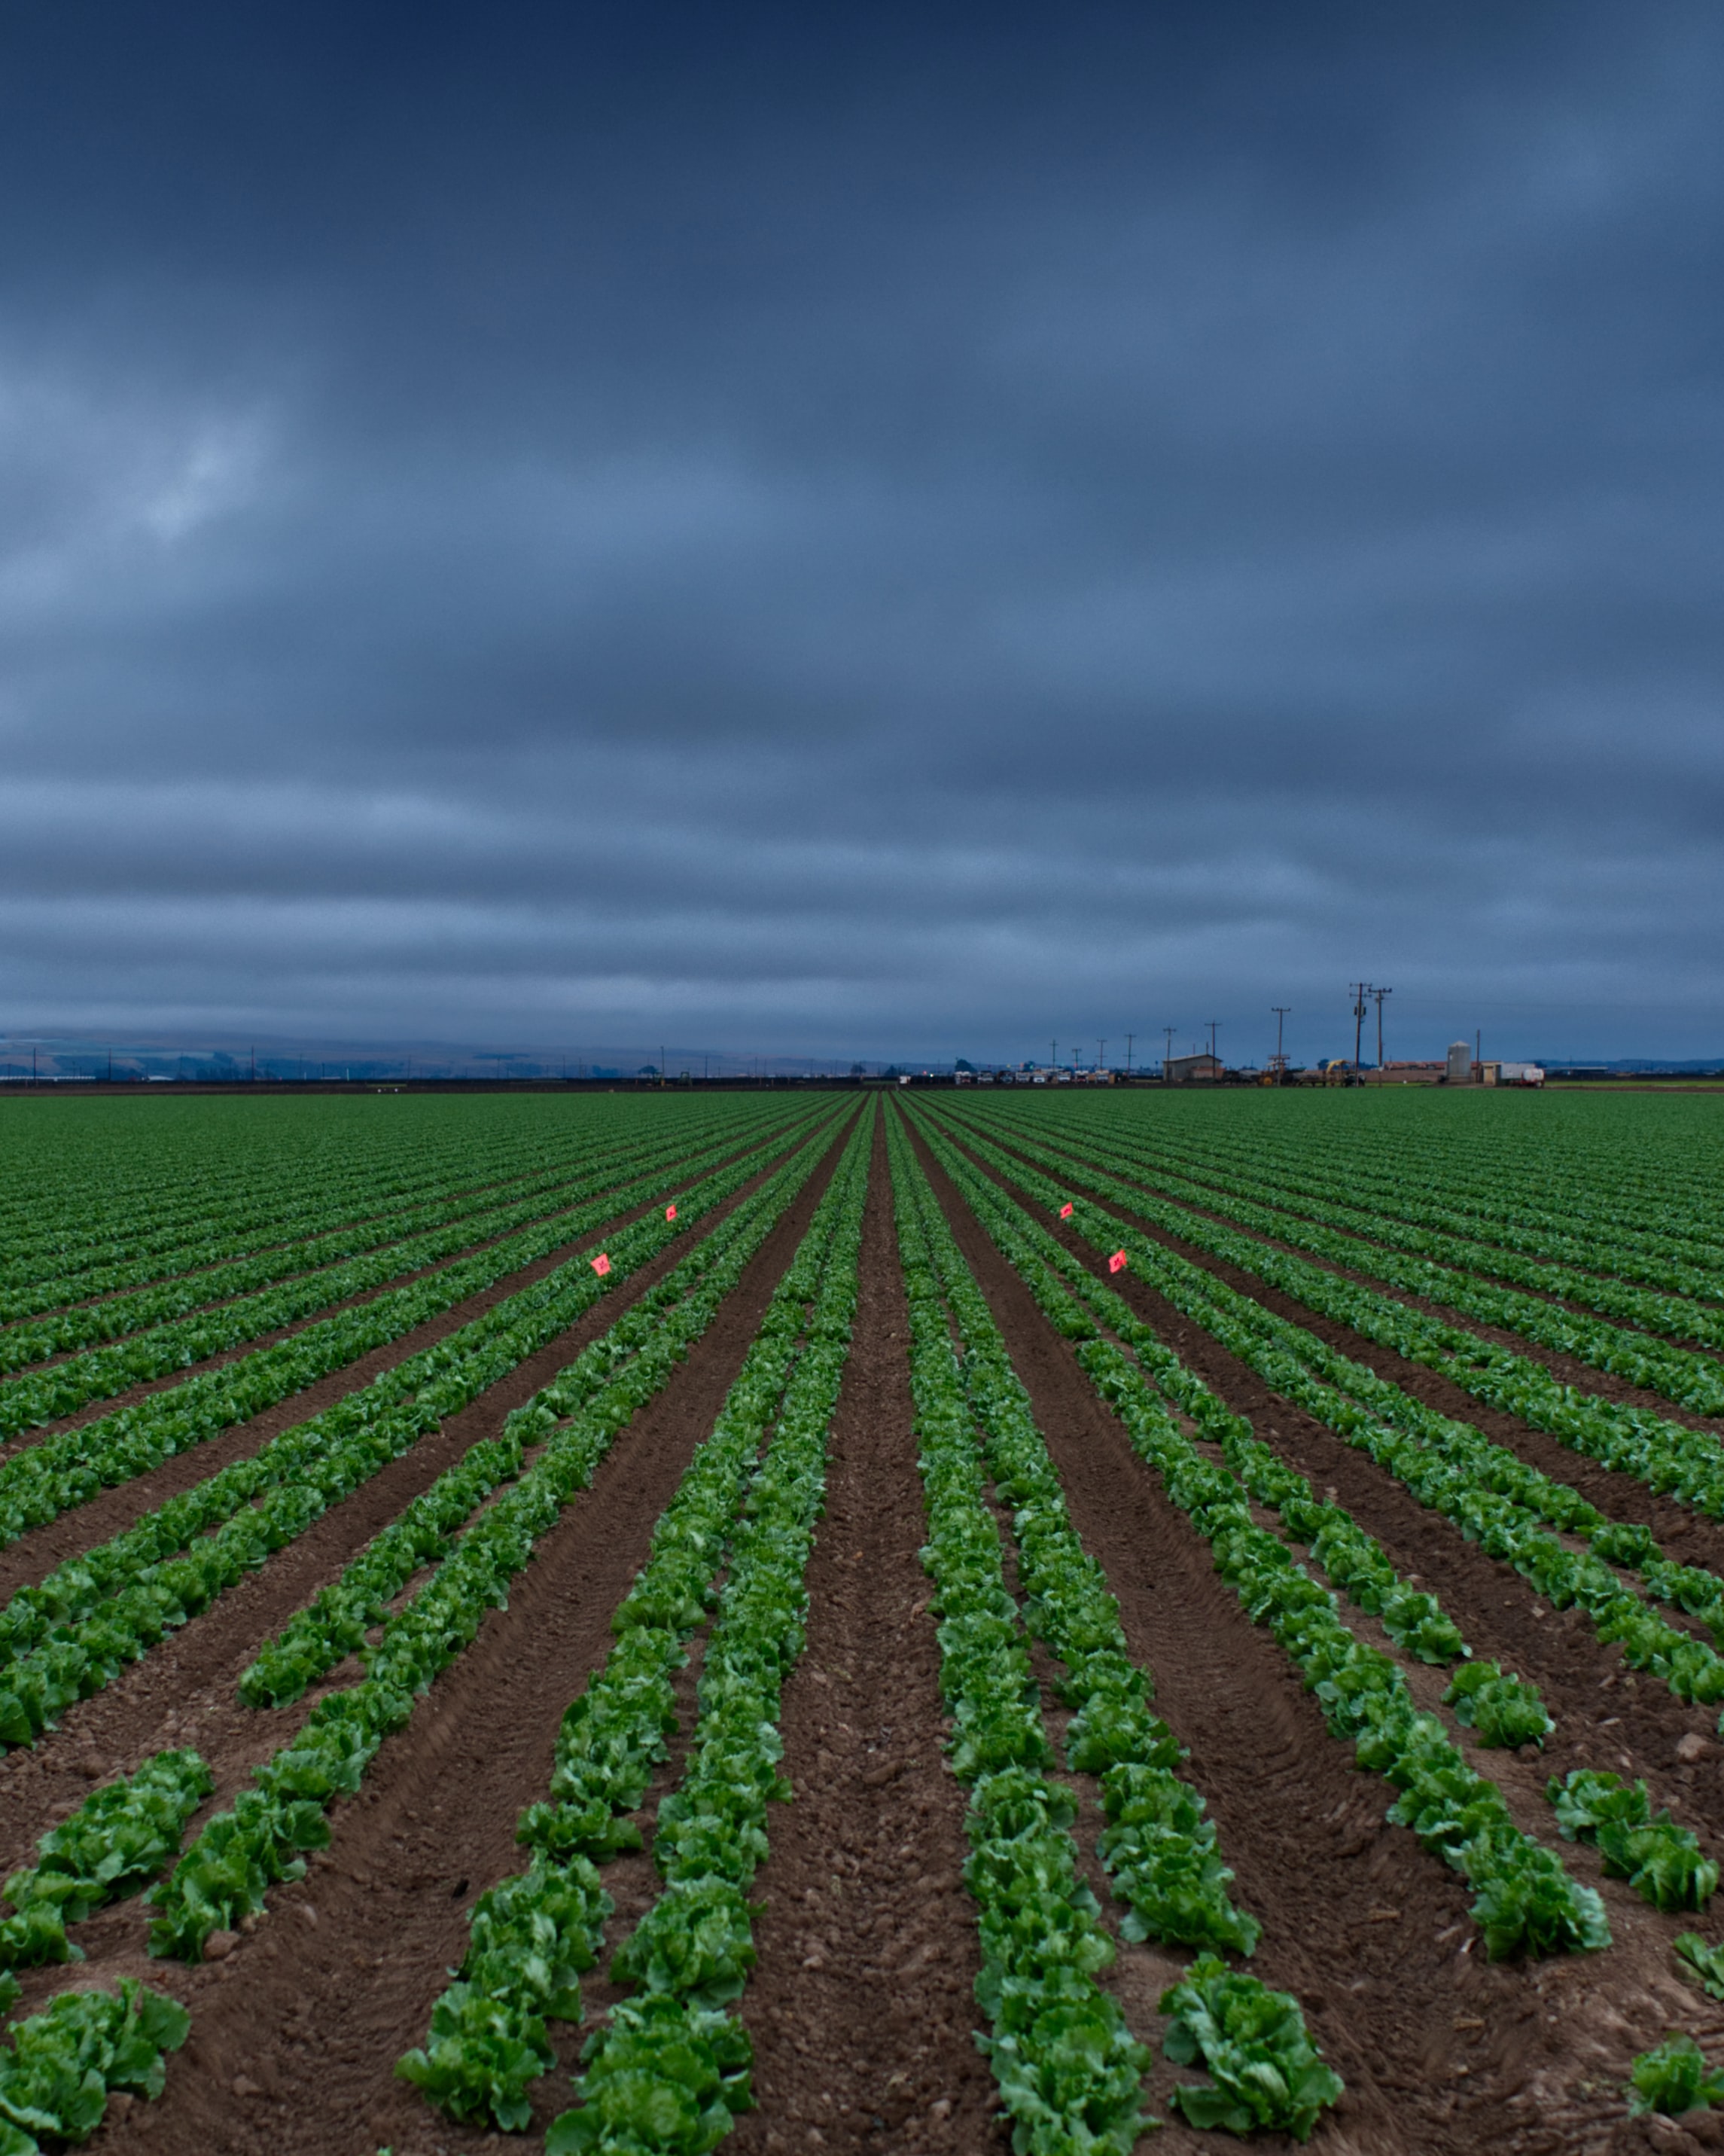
<box><xmin>907</xmin><ymin>1119</ymin><xmax>1590</xmax><ymax>2156</ymax></box>
<box><xmin>104</xmin><ymin>1115</ymin><xmax>851</xmax><ymax>2156</ymax></box>
<box><xmin>728</xmin><ymin>1112</ymin><xmax>1005</xmax><ymax>2156</ymax></box>
<box><xmin>0</xmin><ymin>1127</ymin><xmax>809</xmax><ymax>1605</ymax></box>
<box><xmin>0</xmin><ymin>1130</ymin><xmax>833</xmax><ymax>1863</ymax></box>
<box><xmin>989</xmin><ymin>1127</ymin><xmax>1724</xmax><ymax>1444</ymax></box>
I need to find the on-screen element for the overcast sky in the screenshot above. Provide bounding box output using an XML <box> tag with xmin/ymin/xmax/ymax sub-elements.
<box><xmin>2</xmin><ymin>2</ymin><xmax>1720</xmax><ymax>1067</ymax></box>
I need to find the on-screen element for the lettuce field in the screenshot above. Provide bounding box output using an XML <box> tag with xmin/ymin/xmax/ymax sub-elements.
<box><xmin>4</xmin><ymin>1084</ymin><xmax>1724</xmax><ymax>2154</ymax></box>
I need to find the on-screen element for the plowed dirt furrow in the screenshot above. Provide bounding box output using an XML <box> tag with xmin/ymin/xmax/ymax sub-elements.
<box><xmin>71</xmin><ymin>1123</ymin><xmax>848</xmax><ymax>2156</ymax></box>
<box><xmin>731</xmin><ymin>1112</ymin><xmax>1004</xmax><ymax>2156</ymax></box>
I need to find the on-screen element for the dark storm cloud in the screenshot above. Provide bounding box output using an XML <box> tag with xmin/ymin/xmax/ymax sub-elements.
<box><xmin>2</xmin><ymin>1</ymin><xmax>1722</xmax><ymax>1066</ymax></box>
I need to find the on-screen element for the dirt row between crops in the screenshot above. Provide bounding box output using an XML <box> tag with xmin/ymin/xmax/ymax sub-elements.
<box><xmin>0</xmin><ymin>1115</ymin><xmax>846</xmax><ymax>1874</ymax></box>
<box><xmin>912</xmin><ymin>1112</ymin><xmax>1724</xmax><ymax>2156</ymax></box>
<box><xmin>981</xmin><ymin>1120</ymin><xmax>1724</xmax><ymax>1443</ymax></box>
<box><xmin>730</xmin><ymin>1112</ymin><xmax>1005</xmax><ymax>2155</ymax></box>
<box><xmin>0</xmin><ymin>1117</ymin><xmax>828</xmax><ymax>1609</ymax></box>
<box><xmin>13</xmin><ymin>1115</ymin><xmax>854</xmax><ymax>2156</ymax></box>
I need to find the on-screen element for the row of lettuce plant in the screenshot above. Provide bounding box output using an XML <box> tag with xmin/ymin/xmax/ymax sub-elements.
<box><xmin>0</xmin><ymin>1095</ymin><xmax>697</xmax><ymax>1288</ymax></box>
<box><xmin>244</xmin><ymin>1108</ymin><xmax>869</xmax><ymax>1720</ymax></box>
<box><xmin>0</xmin><ymin>1111</ymin><xmax>844</xmax><ymax>1753</ymax></box>
<box><xmin>953</xmin><ymin>1106</ymin><xmax>1724</xmax><ymax>1526</ymax></box>
<box><xmin>888</xmin><ymin>1112</ymin><xmax>1345</xmax><ymax>2144</ymax></box>
<box><xmin>907</xmin><ymin>1105</ymin><xmax>1612</xmax><ymax>1961</ymax></box>
<box><xmin>401</xmin><ymin>1109</ymin><xmax>870</xmax><ymax>2142</ymax></box>
<box><xmin>0</xmin><ymin>1107</ymin><xmax>820</xmax><ymax>1548</ymax></box>
<box><xmin>141</xmin><ymin>1109</ymin><xmax>860</xmax><ymax>1963</ymax></box>
<box><xmin>0</xmin><ymin>1102</ymin><xmax>720</xmax><ymax>1324</ymax></box>
<box><xmin>928</xmin><ymin>1111</ymin><xmax>1724</xmax><ymax>1919</ymax></box>
<box><xmin>970</xmin><ymin>1108</ymin><xmax>1724</xmax><ymax>1423</ymax></box>
<box><xmin>1089</xmin><ymin>1121</ymin><xmax>1724</xmax><ymax>1339</ymax></box>
<box><xmin>1122</xmin><ymin>1096</ymin><xmax>1724</xmax><ymax>1254</ymax></box>
<box><xmin>0</xmin><ymin>1131</ymin><xmax>842</xmax><ymax>2003</ymax></box>
<box><xmin>0</xmin><ymin>1973</ymin><xmax>189</xmax><ymax>2152</ymax></box>
<box><xmin>1058</xmin><ymin>1104</ymin><xmax>1724</xmax><ymax>1301</ymax></box>
<box><xmin>0</xmin><ymin>1750</ymin><xmax>215</xmax><ymax>1972</ymax></box>
<box><xmin>0</xmin><ymin>1105</ymin><xmax>819</xmax><ymax>1442</ymax></box>
<box><xmin>952</xmin><ymin>1115</ymin><xmax>1724</xmax><ymax>1715</ymax></box>
<box><xmin>885</xmin><ymin>1115</ymin><xmax>1153</xmax><ymax>2154</ymax></box>
<box><xmin>0</xmin><ymin>1119</ymin><xmax>694</xmax><ymax>1374</ymax></box>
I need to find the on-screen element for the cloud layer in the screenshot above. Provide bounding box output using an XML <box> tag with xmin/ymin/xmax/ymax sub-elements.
<box><xmin>3</xmin><ymin>1</ymin><xmax>1721</xmax><ymax>1067</ymax></box>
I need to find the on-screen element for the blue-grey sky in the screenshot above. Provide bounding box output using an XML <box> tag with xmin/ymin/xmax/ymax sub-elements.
<box><xmin>3</xmin><ymin>2</ymin><xmax>1721</xmax><ymax>1069</ymax></box>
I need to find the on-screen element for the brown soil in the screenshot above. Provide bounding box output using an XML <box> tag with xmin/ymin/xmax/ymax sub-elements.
<box><xmin>729</xmin><ymin>1109</ymin><xmax>1004</xmax><ymax>2156</ymax></box>
<box><xmin>910</xmin><ymin>1114</ymin><xmax>1724</xmax><ymax>2155</ymax></box>
<box><xmin>28</xmin><ymin>1112</ymin><xmax>854</xmax><ymax>2156</ymax></box>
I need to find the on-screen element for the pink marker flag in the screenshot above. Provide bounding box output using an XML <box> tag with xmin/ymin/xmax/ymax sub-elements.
<box><xmin>666</xmin><ymin>1204</ymin><xmax>678</xmax><ymax>1221</ymax></box>
<box><xmin>1108</xmin><ymin>1250</ymin><xmax>1128</xmax><ymax>1273</ymax></box>
<box><xmin>590</xmin><ymin>1252</ymin><xmax>612</xmax><ymax>1276</ymax></box>
<box><xmin>1058</xmin><ymin>1203</ymin><xmax>1074</xmax><ymax>1219</ymax></box>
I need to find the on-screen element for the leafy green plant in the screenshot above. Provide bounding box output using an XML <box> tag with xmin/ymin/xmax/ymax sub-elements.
<box><xmin>1442</xmin><ymin>1662</ymin><xmax>1553</xmax><ymax>1749</ymax></box>
<box><xmin>1676</xmin><ymin>1932</ymin><xmax>1724</xmax><ymax>1999</ymax></box>
<box><xmin>545</xmin><ymin>1995</ymin><xmax>753</xmax><ymax>2155</ymax></box>
<box><xmin>1626</xmin><ymin>2032</ymin><xmax>1724</xmax><ymax>2117</ymax></box>
<box><xmin>1159</xmin><ymin>1953</ymin><xmax>1342</xmax><ymax>2142</ymax></box>
<box><xmin>0</xmin><ymin>1978</ymin><xmax>189</xmax><ymax>2150</ymax></box>
<box><xmin>1549</xmin><ymin>1767</ymin><xmax>1650</xmax><ymax>1840</ymax></box>
<box><xmin>0</xmin><ymin>1749</ymin><xmax>212</xmax><ymax>1969</ymax></box>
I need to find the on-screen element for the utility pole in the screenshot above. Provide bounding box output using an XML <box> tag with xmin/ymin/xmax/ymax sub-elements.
<box><xmin>1372</xmin><ymin>987</ymin><xmax>1392</xmax><ymax>1075</ymax></box>
<box><xmin>1350</xmin><ymin>983</ymin><xmax>1371</xmax><ymax>1073</ymax></box>
<box><xmin>1162</xmin><ymin>1024</ymin><xmax>1174</xmax><ymax>1079</ymax></box>
<box><xmin>1050</xmin><ymin>1038</ymin><xmax>1057</xmax><ymax>1072</ymax></box>
<box><xmin>1272</xmin><ymin>1007</ymin><xmax>1290</xmax><ymax>1079</ymax></box>
<box><xmin>1205</xmin><ymin>1020</ymin><xmax>1220</xmax><ymax>1078</ymax></box>
<box><xmin>1098</xmin><ymin>1039</ymin><xmax>1105</xmax><ymax>1074</ymax></box>
<box><xmin>1125</xmin><ymin>1033</ymin><xmax>1134</xmax><ymax>1077</ymax></box>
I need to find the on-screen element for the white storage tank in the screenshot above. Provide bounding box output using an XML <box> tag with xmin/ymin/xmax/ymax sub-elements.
<box><xmin>1445</xmin><ymin>1041</ymin><xmax>1473</xmax><ymax>1085</ymax></box>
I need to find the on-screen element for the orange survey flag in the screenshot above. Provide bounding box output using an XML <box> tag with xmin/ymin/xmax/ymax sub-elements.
<box><xmin>666</xmin><ymin>1205</ymin><xmax>678</xmax><ymax>1221</ymax></box>
<box><xmin>1108</xmin><ymin>1250</ymin><xmax>1128</xmax><ymax>1273</ymax></box>
<box><xmin>1058</xmin><ymin>1203</ymin><xmax>1074</xmax><ymax>1219</ymax></box>
<box><xmin>591</xmin><ymin>1252</ymin><xmax>611</xmax><ymax>1276</ymax></box>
